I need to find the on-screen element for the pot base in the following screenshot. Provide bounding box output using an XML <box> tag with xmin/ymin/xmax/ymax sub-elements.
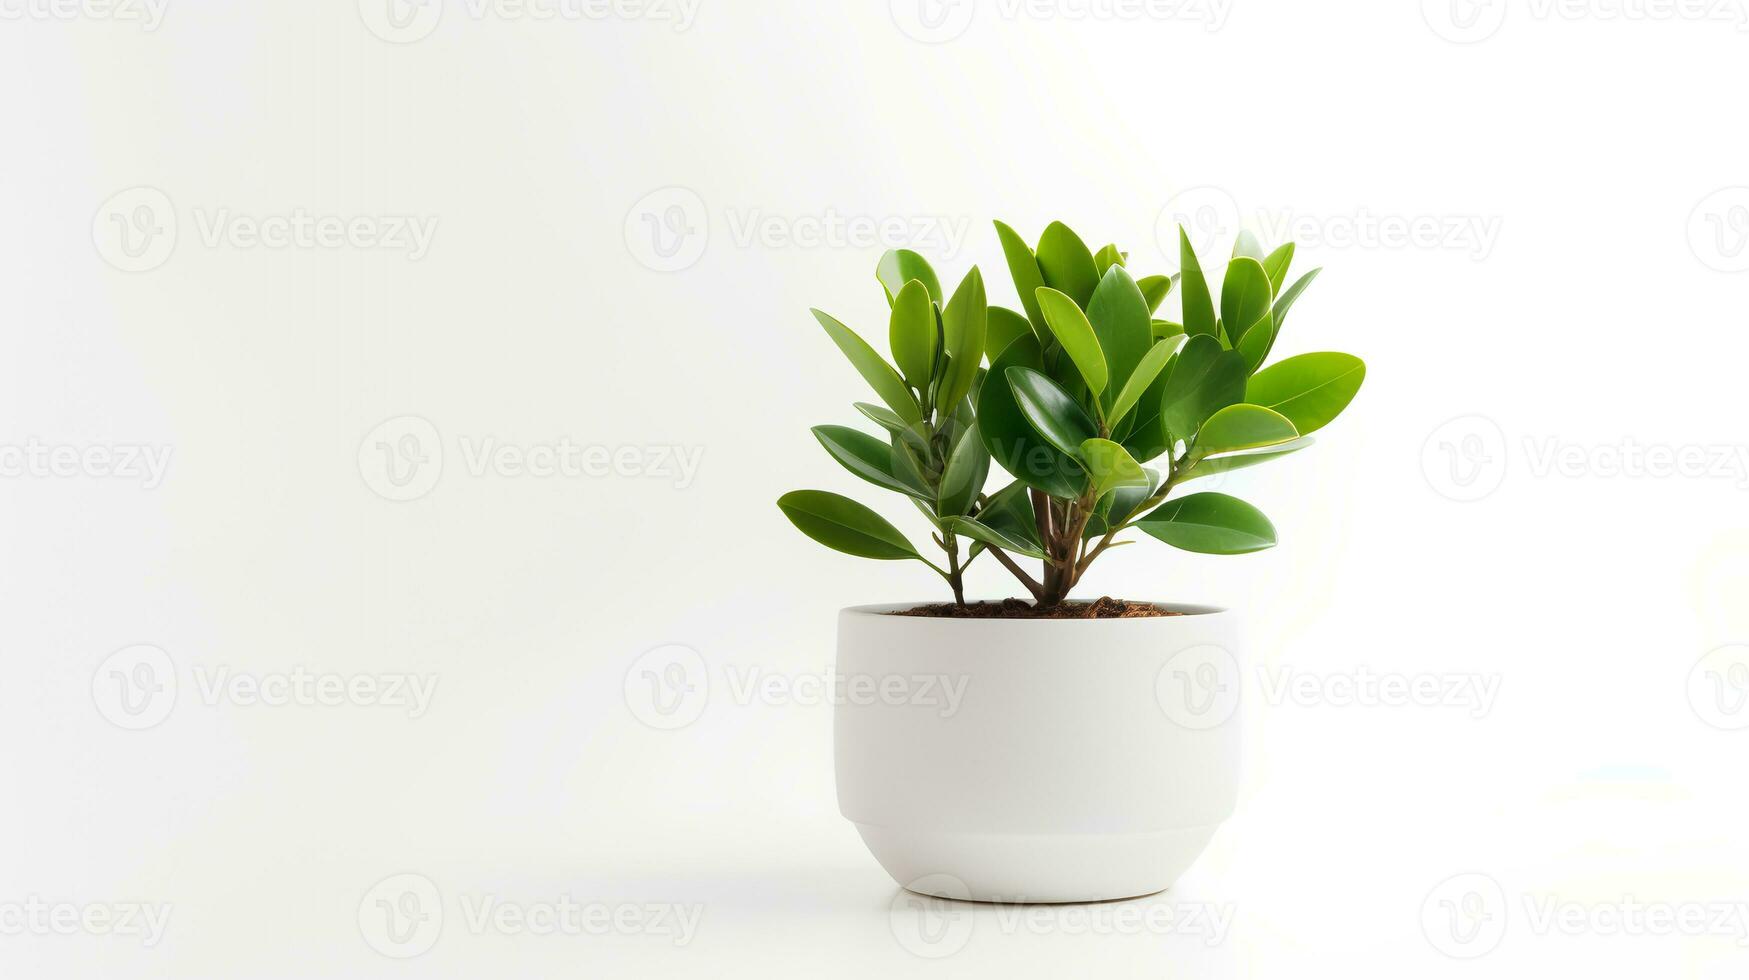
<box><xmin>854</xmin><ymin>822</ymin><xmax>1220</xmax><ymax>904</ymax></box>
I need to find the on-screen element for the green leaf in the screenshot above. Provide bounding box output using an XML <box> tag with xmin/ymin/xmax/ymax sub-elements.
<box><xmin>977</xmin><ymin>337</ymin><xmax>1086</xmax><ymax>499</ymax></box>
<box><xmin>1108</xmin><ymin>334</ymin><xmax>1183</xmax><ymax>427</ymax></box>
<box><xmin>1034</xmin><ymin>286</ymin><xmax>1108</xmax><ymax>395</ymax></box>
<box><xmin>1178</xmin><ymin>227</ymin><xmax>1218</xmax><ymax>340</ymax></box>
<box><xmin>1220</xmin><ymin>256</ymin><xmax>1273</xmax><ymax>347</ymax></box>
<box><xmin>811</xmin><ymin>425</ymin><xmax>931</xmax><ymax>499</ymax></box>
<box><xmin>1192</xmin><ymin>404</ymin><xmax>1299</xmax><ymax>458</ymax></box>
<box><xmin>778</xmin><ymin>490</ymin><xmax>924</xmax><ymax>561</ymax></box>
<box><xmin>1271</xmin><ymin>267</ymin><xmax>1320</xmax><ymax>332</ymax></box>
<box><xmin>1036</xmin><ymin>221</ymin><xmax>1100</xmax><ymax>307</ymax></box>
<box><xmin>985</xmin><ymin>306</ymin><xmax>1033</xmax><ymax>364</ymax></box>
<box><xmin>1177</xmin><ymin>436</ymin><xmax>1314</xmax><ymax>484</ymax></box>
<box><xmin>1232</xmin><ymin>230</ymin><xmax>1266</xmax><ymax>263</ymax></box>
<box><xmin>1093</xmin><ymin>243</ymin><xmax>1125</xmax><ymax>277</ymax></box>
<box><xmin>943</xmin><ymin>515</ymin><xmax>1048</xmax><ymax>561</ymax></box>
<box><xmin>876</xmin><ymin>249</ymin><xmax>942</xmax><ymax>307</ymax></box>
<box><xmin>1079</xmin><ymin>438</ymin><xmax>1150</xmax><ymax>499</ymax></box>
<box><xmin>1262</xmin><ymin>242</ymin><xmax>1295</xmax><ymax>296</ymax></box>
<box><xmin>1136</xmin><ymin>492</ymin><xmax>1278</xmax><ymax>555</ymax></box>
<box><xmin>813</xmin><ymin>309</ymin><xmax>921</xmax><ymax>424</ymax></box>
<box><xmin>1152</xmin><ymin>319</ymin><xmax>1185</xmax><ymax>339</ymax></box>
<box><xmin>1006</xmin><ymin>365</ymin><xmax>1099</xmax><ymax>459</ymax></box>
<box><xmin>1119</xmin><ymin>348</ymin><xmax>1176</xmax><ymax>464</ymax></box>
<box><xmin>854</xmin><ymin>402</ymin><xmax>929</xmax><ymax>455</ymax></box>
<box><xmin>1160</xmin><ymin>334</ymin><xmax>1249</xmax><ymax>446</ymax></box>
<box><xmin>887</xmin><ymin>279</ymin><xmax>936</xmax><ymax>388</ymax></box>
<box><xmin>938</xmin><ymin>268</ymin><xmax>987</xmax><ymax>411</ymax></box>
<box><xmin>938</xmin><ymin>423</ymin><xmax>991</xmax><ymax>517</ymax></box>
<box><xmin>1085</xmin><ymin>265</ymin><xmax>1152</xmax><ymax>409</ymax></box>
<box><xmin>1235</xmin><ymin>311</ymin><xmax>1275</xmax><ymax>374</ymax></box>
<box><xmin>1138</xmin><ymin>275</ymin><xmax>1173</xmax><ymax>314</ymax></box>
<box><xmin>970</xmin><ymin>479</ymin><xmax>1042</xmax><ymax>557</ymax></box>
<box><xmin>1246</xmin><ymin>352</ymin><xmax>1366</xmax><ymax>435</ymax></box>
<box><xmin>994</xmin><ymin>220</ymin><xmax>1051</xmax><ymax>344</ymax></box>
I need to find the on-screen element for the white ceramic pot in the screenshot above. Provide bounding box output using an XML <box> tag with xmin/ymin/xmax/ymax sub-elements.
<box><xmin>835</xmin><ymin>602</ymin><xmax>1240</xmax><ymax>904</ymax></box>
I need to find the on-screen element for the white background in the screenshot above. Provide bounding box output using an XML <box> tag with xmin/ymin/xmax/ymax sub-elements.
<box><xmin>4</xmin><ymin>0</ymin><xmax>1749</xmax><ymax>976</ymax></box>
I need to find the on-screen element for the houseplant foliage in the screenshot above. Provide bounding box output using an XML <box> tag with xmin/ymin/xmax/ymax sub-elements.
<box><xmin>780</xmin><ymin>220</ymin><xmax>1364</xmax><ymax>609</ymax></box>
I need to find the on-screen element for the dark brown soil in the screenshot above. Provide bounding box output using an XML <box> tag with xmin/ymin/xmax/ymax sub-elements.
<box><xmin>891</xmin><ymin>597</ymin><xmax>1182</xmax><ymax>619</ymax></box>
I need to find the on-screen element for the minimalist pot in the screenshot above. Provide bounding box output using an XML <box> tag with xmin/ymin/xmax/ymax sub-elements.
<box><xmin>834</xmin><ymin>602</ymin><xmax>1240</xmax><ymax>904</ymax></box>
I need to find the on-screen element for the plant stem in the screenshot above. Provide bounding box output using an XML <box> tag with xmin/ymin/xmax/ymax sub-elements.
<box><xmin>987</xmin><ymin>546</ymin><xmax>1045</xmax><ymax>601</ymax></box>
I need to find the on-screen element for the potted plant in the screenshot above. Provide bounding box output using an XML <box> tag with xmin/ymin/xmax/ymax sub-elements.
<box><xmin>779</xmin><ymin>220</ymin><xmax>1365</xmax><ymax>903</ymax></box>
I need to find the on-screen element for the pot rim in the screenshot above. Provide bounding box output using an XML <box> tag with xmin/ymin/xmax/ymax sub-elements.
<box><xmin>841</xmin><ymin>601</ymin><xmax>1231</xmax><ymax>620</ymax></box>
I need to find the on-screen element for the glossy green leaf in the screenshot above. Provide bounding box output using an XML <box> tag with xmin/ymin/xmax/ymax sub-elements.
<box><xmin>938</xmin><ymin>267</ymin><xmax>987</xmax><ymax>411</ymax></box>
<box><xmin>972</xmin><ymin>480</ymin><xmax>1042</xmax><ymax>553</ymax></box>
<box><xmin>1192</xmin><ymin>404</ymin><xmax>1300</xmax><ymax>458</ymax></box>
<box><xmin>1136</xmin><ymin>492</ymin><xmax>1278</xmax><ymax>555</ymax></box>
<box><xmin>854</xmin><ymin>402</ymin><xmax>929</xmax><ymax>455</ymax></box>
<box><xmin>943</xmin><ymin>515</ymin><xmax>1048</xmax><ymax>561</ymax></box>
<box><xmin>1178</xmin><ymin>227</ymin><xmax>1218</xmax><ymax>339</ymax></box>
<box><xmin>1079</xmin><ymin>438</ymin><xmax>1151</xmax><ymax>499</ymax></box>
<box><xmin>1272</xmin><ymin>268</ymin><xmax>1320</xmax><ymax>333</ymax></box>
<box><xmin>811</xmin><ymin>425</ymin><xmax>931</xmax><ymax>499</ymax></box>
<box><xmin>976</xmin><ymin>337</ymin><xmax>1085</xmax><ymax>499</ymax></box>
<box><xmin>994</xmin><ymin>220</ymin><xmax>1050</xmax><ymax>343</ymax></box>
<box><xmin>813</xmin><ymin>309</ymin><xmax>921</xmax><ymax>424</ymax></box>
<box><xmin>1007</xmin><ymin>365</ymin><xmax>1099</xmax><ymax>459</ymax></box>
<box><xmin>1108</xmin><ymin>334</ymin><xmax>1183</xmax><ymax>426</ymax></box>
<box><xmin>1035</xmin><ymin>287</ymin><xmax>1108</xmax><ymax>395</ymax></box>
<box><xmin>778</xmin><ymin>490</ymin><xmax>923</xmax><ymax>561</ymax></box>
<box><xmin>1235</xmin><ymin>311</ymin><xmax>1275</xmax><ymax>374</ymax></box>
<box><xmin>876</xmin><ymin>249</ymin><xmax>942</xmax><ymax>307</ymax></box>
<box><xmin>1086</xmin><ymin>265</ymin><xmax>1152</xmax><ymax>408</ymax></box>
<box><xmin>887</xmin><ymin>279</ymin><xmax>936</xmax><ymax>388</ymax></box>
<box><xmin>1093</xmin><ymin>243</ymin><xmax>1126</xmax><ymax>277</ymax></box>
<box><xmin>1233</xmin><ymin>230</ymin><xmax>1266</xmax><ymax>263</ymax></box>
<box><xmin>985</xmin><ymin>306</ymin><xmax>1033</xmax><ymax>364</ymax></box>
<box><xmin>1119</xmin><ymin>349</ymin><xmax>1175</xmax><ymax>464</ymax></box>
<box><xmin>1035</xmin><ymin>221</ymin><xmax>1100</xmax><ymax>307</ymax></box>
<box><xmin>1160</xmin><ymin>334</ymin><xmax>1248</xmax><ymax>445</ymax></box>
<box><xmin>1220</xmin><ymin>257</ymin><xmax>1273</xmax><ymax>347</ymax></box>
<box><xmin>1177</xmin><ymin>436</ymin><xmax>1315</xmax><ymax>483</ymax></box>
<box><xmin>1138</xmin><ymin>275</ymin><xmax>1172</xmax><ymax>314</ymax></box>
<box><xmin>938</xmin><ymin>423</ymin><xmax>991</xmax><ymax>517</ymax></box>
<box><xmin>1246</xmin><ymin>352</ymin><xmax>1366</xmax><ymax>435</ymax></box>
<box><xmin>1152</xmin><ymin>319</ymin><xmax>1186</xmax><ymax>339</ymax></box>
<box><xmin>1262</xmin><ymin>242</ymin><xmax>1295</xmax><ymax>296</ymax></box>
